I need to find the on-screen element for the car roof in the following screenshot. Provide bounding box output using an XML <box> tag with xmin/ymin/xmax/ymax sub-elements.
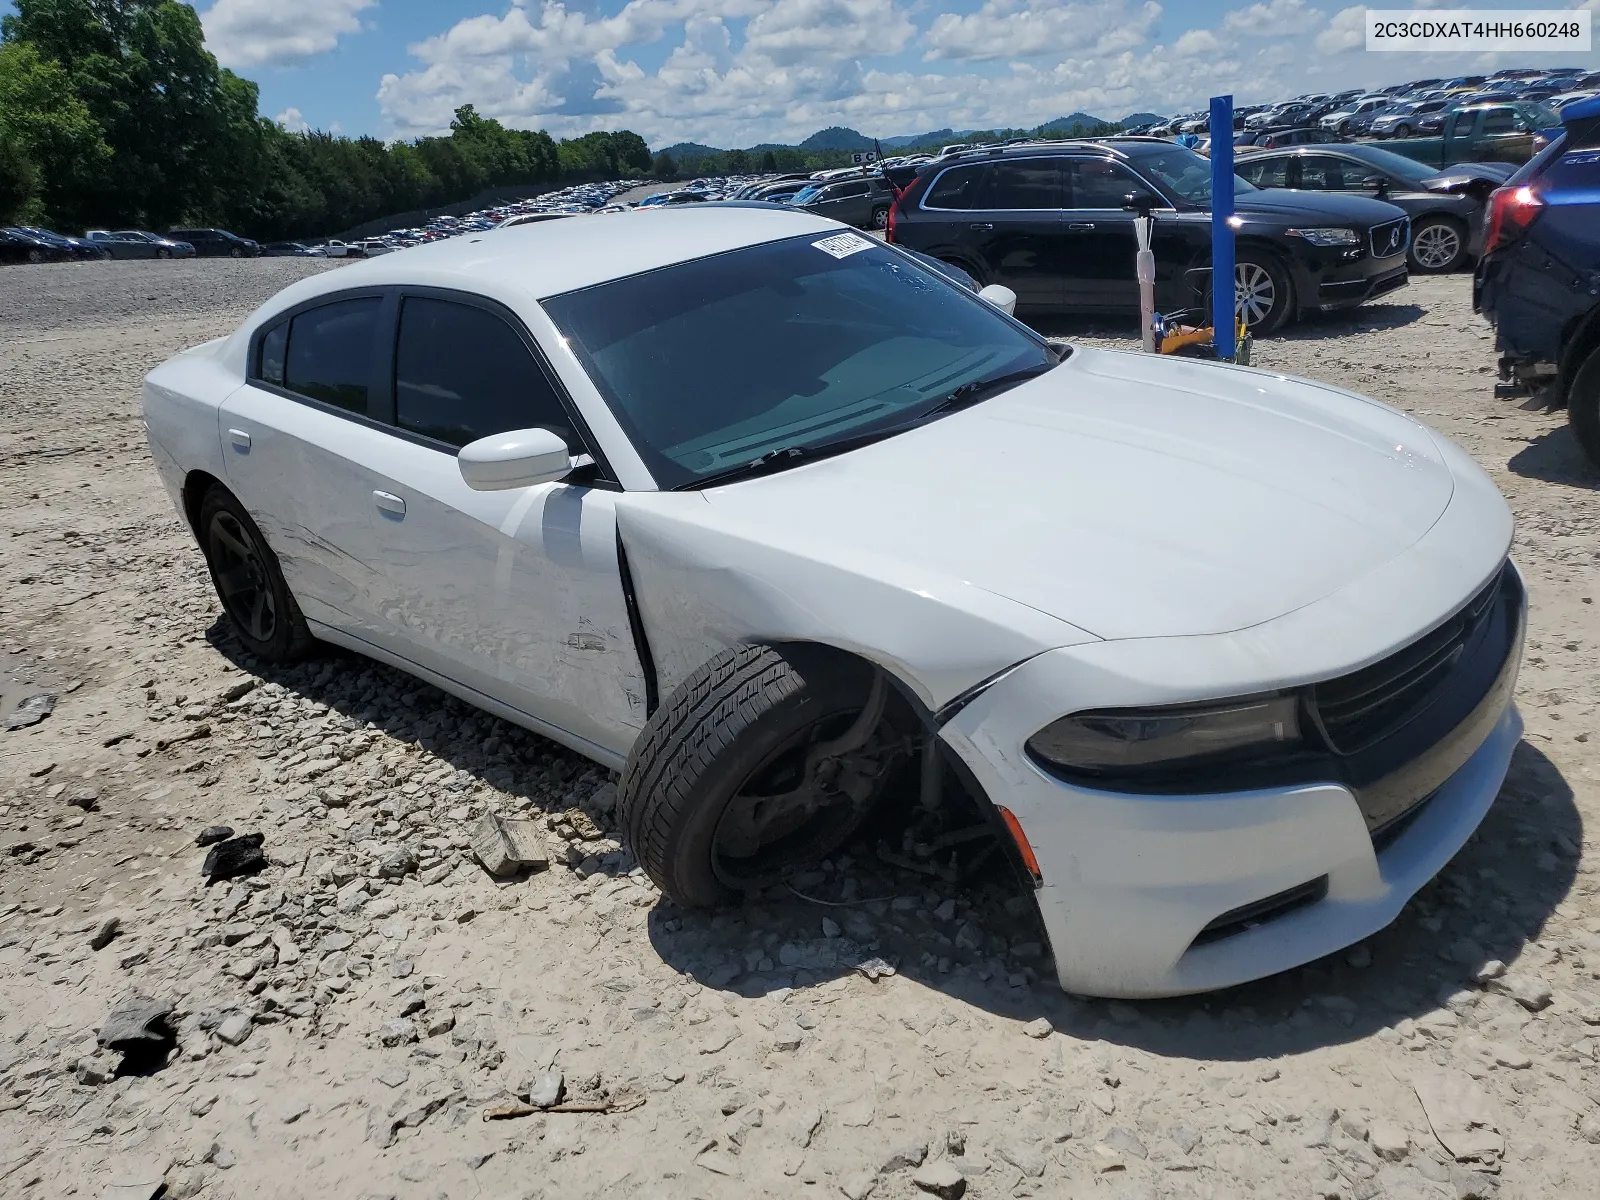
<box><xmin>259</xmin><ymin>207</ymin><xmax>843</xmax><ymax>306</ymax></box>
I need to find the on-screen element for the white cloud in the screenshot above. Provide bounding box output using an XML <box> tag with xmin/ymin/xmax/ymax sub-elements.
<box><xmin>745</xmin><ymin>0</ymin><xmax>914</xmax><ymax>67</ymax></box>
<box><xmin>369</xmin><ymin>0</ymin><xmax>1594</xmax><ymax>147</ymax></box>
<box><xmin>275</xmin><ymin>106</ymin><xmax>311</xmax><ymax>132</ymax></box>
<box><xmin>1313</xmin><ymin>5</ymin><xmax>1365</xmax><ymax>53</ymax></box>
<box><xmin>1172</xmin><ymin>28</ymin><xmax>1220</xmax><ymax>56</ymax></box>
<box><xmin>1221</xmin><ymin>0</ymin><xmax>1324</xmax><ymax>37</ymax></box>
<box><xmin>201</xmin><ymin>0</ymin><xmax>377</xmax><ymax>68</ymax></box>
<box><xmin>923</xmin><ymin>0</ymin><xmax>1161</xmax><ymax>62</ymax></box>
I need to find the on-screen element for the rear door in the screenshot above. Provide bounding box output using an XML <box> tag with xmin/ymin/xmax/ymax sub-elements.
<box><xmin>814</xmin><ymin>180</ymin><xmax>872</xmax><ymax>226</ymax></box>
<box><xmin>358</xmin><ymin>291</ymin><xmax>649</xmax><ymax>757</ymax></box>
<box><xmin>218</xmin><ymin>292</ymin><xmax>395</xmax><ymax>642</ymax></box>
<box><xmin>1057</xmin><ymin>157</ymin><xmax>1156</xmax><ymax>312</ymax></box>
<box><xmin>961</xmin><ymin>157</ymin><xmax>1066</xmax><ymax>310</ymax></box>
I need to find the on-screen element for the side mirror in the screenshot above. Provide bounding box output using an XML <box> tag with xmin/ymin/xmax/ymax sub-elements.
<box><xmin>1122</xmin><ymin>190</ymin><xmax>1160</xmax><ymax>217</ymax></box>
<box><xmin>458</xmin><ymin>427</ymin><xmax>573</xmax><ymax>490</ymax></box>
<box><xmin>977</xmin><ymin>283</ymin><xmax>1017</xmax><ymax>315</ymax></box>
<box><xmin>1362</xmin><ymin>175</ymin><xmax>1389</xmax><ymax>198</ymax></box>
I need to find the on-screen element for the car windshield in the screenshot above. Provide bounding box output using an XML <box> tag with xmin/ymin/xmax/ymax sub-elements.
<box><xmin>789</xmin><ymin>186</ymin><xmax>822</xmax><ymax>203</ymax></box>
<box><xmin>542</xmin><ymin>234</ymin><xmax>1056</xmax><ymax>489</ymax></box>
<box><xmin>1133</xmin><ymin>147</ymin><xmax>1258</xmax><ymax>204</ymax></box>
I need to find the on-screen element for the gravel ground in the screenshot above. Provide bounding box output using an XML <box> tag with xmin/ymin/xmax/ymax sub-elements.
<box><xmin>1</xmin><ymin>258</ymin><xmax>1597</xmax><ymax>1200</ymax></box>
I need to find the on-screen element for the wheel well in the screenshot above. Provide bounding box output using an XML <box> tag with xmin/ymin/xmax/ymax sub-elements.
<box><xmin>181</xmin><ymin>470</ymin><xmax>224</xmax><ymax>539</ymax></box>
<box><xmin>1558</xmin><ymin>306</ymin><xmax>1600</xmax><ymax>398</ymax></box>
<box><xmin>754</xmin><ymin>639</ymin><xmax>1036</xmax><ymax>889</ymax></box>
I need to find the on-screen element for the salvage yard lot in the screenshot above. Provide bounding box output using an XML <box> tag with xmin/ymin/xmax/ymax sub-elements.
<box><xmin>1</xmin><ymin>257</ymin><xmax>1597</xmax><ymax>1199</ymax></box>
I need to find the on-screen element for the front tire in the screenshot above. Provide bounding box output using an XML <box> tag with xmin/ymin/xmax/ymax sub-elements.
<box><xmin>1408</xmin><ymin>216</ymin><xmax>1466</xmax><ymax>273</ymax></box>
<box><xmin>1568</xmin><ymin>347</ymin><xmax>1600</xmax><ymax>467</ymax></box>
<box><xmin>1393</xmin><ymin>123</ymin><xmax>1412</xmax><ymax>138</ymax></box>
<box><xmin>230</xmin><ymin>246</ymin><xmax>243</xmax><ymax>258</ymax></box>
<box><xmin>620</xmin><ymin>645</ymin><xmax>901</xmax><ymax>907</ymax></box>
<box><xmin>1234</xmin><ymin>251</ymin><xmax>1293</xmax><ymax>335</ymax></box>
<box><xmin>198</xmin><ymin>486</ymin><xmax>315</xmax><ymax>662</ymax></box>
<box><xmin>156</xmin><ymin>248</ymin><xmax>171</xmax><ymax>259</ymax></box>
<box><xmin>869</xmin><ymin>206</ymin><xmax>889</xmax><ymax>230</ymax></box>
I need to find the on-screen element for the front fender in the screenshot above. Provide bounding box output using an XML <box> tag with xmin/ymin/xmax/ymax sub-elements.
<box><xmin>614</xmin><ymin>497</ymin><xmax>1097</xmax><ymax>713</ymax></box>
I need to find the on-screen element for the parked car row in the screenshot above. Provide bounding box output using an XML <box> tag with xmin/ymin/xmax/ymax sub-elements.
<box><xmin>1</xmin><ymin>226</ymin><xmax>110</xmax><ymax>263</ymax></box>
<box><xmin>884</xmin><ymin>138</ymin><xmax>1413</xmax><ymax>334</ymax></box>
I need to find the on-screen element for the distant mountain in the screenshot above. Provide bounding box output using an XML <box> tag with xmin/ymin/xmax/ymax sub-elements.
<box><xmin>797</xmin><ymin>126</ymin><xmax>876</xmax><ymax>151</ymax></box>
<box><xmin>655</xmin><ymin>141</ymin><xmax>724</xmax><ymax>159</ymax></box>
<box><xmin>1121</xmin><ymin>112</ymin><xmax>1164</xmax><ymax>127</ymax></box>
<box><xmin>654</xmin><ymin>110</ymin><xmax>1150</xmax><ymax>160</ymax></box>
<box><xmin>881</xmin><ymin>127</ymin><xmax>955</xmax><ymax>148</ymax></box>
<box><xmin>1035</xmin><ymin>112</ymin><xmax>1113</xmax><ymax>134</ymax></box>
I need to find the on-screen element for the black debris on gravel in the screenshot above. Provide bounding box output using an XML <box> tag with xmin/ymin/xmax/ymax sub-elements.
<box><xmin>201</xmin><ymin>832</ymin><xmax>266</xmax><ymax>884</ymax></box>
<box><xmin>194</xmin><ymin>825</ymin><xmax>235</xmax><ymax>847</ymax></box>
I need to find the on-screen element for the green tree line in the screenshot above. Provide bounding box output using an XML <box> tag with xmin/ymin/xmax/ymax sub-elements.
<box><xmin>0</xmin><ymin>0</ymin><xmax>652</xmax><ymax>239</ymax></box>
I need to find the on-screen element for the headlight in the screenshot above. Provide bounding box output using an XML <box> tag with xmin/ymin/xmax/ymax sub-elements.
<box><xmin>1026</xmin><ymin>694</ymin><xmax>1301</xmax><ymax>777</ymax></box>
<box><xmin>1286</xmin><ymin>227</ymin><xmax>1361</xmax><ymax>247</ymax></box>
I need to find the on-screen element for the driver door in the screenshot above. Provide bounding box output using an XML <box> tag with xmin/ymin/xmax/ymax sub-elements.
<box><xmin>358</xmin><ymin>291</ymin><xmax>649</xmax><ymax>758</ymax></box>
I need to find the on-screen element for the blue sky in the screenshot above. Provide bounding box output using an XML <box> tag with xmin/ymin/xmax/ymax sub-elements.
<box><xmin>9</xmin><ymin>1</ymin><xmax>1598</xmax><ymax>146</ymax></box>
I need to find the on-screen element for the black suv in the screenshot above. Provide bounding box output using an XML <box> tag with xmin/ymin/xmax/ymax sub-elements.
<box><xmin>788</xmin><ymin>175</ymin><xmax>898</xmax><ymax>230</ymax></box>
<box><xmin>886</xmin><ymin>139</ymin><xmax>1412</xmax><ymax>332</ymax></box>
<box><xmin>167</xmin><ymin>227</ymin><xmax>261</xmax><ymax>257</ymax></box>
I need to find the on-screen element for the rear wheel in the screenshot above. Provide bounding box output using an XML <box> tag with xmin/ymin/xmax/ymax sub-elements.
<box><xmin>1409</xmin><ymin>216</ymin><xmax>1466</xmax><ymax>273</ymax></box>
<box><xmin>1234</xmin><ymin>251</ymin><xmax>1293</xmax><ymax>335</ymax></box>
<box><xmin>620</xmin><ymin>645</ymin><xmax>906</xmax><ymax>906</ymax></box>
<box><xmin>1569</xmin><ymin>347</ymin><xmax>1600</xmax><ymax>467</ymax></box>
<box><xmin>198</xmin><ymin>486</ymin><xmax>314</xmax><ymax>662</ymax></box>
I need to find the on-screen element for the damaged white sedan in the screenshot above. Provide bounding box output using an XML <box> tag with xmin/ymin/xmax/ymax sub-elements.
<box><xmin>143</xmin><ymin>206</ymin><xmax>1524</xmax><ymax>998</ymax></box>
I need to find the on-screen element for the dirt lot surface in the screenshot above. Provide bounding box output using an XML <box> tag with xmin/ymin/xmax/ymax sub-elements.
<box><xmin>1</xmin><ymin>258</ymin><xmax>1597</xmax><ymax>1200</ymax></box>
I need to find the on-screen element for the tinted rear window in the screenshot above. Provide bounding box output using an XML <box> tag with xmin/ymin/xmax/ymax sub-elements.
<box><xmin>284</xmin><ymin>297</ymin><xmax>380</xmax><ymax>414</ymax></box>
<box><xmin>974</xmin><ymin>159</ymin><xmax>1061</xmax><ymax>209</ymax></box>
<box><xmin>923</xmin><ymin>164</ymin><xmax>984</xmax><ymax>209</ymax></box>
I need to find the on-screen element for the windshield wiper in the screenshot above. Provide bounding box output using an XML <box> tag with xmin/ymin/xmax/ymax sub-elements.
<box><xmin>918</xmin><ymin>361</ymin><xmax>1059</xmax><ymax>419</ymax></box>
<box><xmin>677</xmin><ymin>357</ymin><xmax>1062</xmax><ymax>491</ymax></box>
<box><xmin>677</xmin><ymin>427</ymin><xmax>902</xmax><ymax>490</ymax></box>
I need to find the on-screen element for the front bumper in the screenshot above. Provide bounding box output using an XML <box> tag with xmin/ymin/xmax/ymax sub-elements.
<box><xmin>940</xmin><ymin>535</ymin><xmax>1521</xmax><ymax>998</ymax></box>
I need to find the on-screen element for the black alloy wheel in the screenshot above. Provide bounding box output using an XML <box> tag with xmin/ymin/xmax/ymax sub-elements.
<box><xmin>198</xmin><ymin>486</ymin><xmax>314</xmax><ymax>661</ymax></box>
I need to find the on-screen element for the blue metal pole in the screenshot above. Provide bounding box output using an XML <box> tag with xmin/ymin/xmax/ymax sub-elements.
<box><xmin>1210</xmin><ymin>94</ymin><xmax>1236</xmax><ymax>361</ymax></box>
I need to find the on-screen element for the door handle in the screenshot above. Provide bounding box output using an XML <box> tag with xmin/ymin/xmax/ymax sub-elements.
<box><xmin>372</xmin><ymin>490</ymin><xmax>405</xmax><ymax>517</ymax></box>
<box><xmin>968</xmin><ymin>222</ymin><xmax>994</xmax><ymax>231</ymax></box>
<box><xmin>227</xmin><ymin>428</ymin><xmax>250</xmax><ymax>451</ymax></box>
<box><xmin>1067</xmin><ymin>222</ymin><xmax>1096</xmax><ymax>231</ymax></box>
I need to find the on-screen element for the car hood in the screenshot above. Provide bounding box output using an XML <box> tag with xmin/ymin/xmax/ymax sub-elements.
<box><xmin>1236</xmin><ymin>189</ymin><xmax>1408</xmax><ymax>224</ymax></box>
<box><xmin>698</xmin><ymin>348</ymin><xmax>1457</xmax><ymax>642</ymax></box>
<box><xmin>1423</xmin><ymin>162</ymin><xmax>1514</xmax><ymax>188</ymax></box>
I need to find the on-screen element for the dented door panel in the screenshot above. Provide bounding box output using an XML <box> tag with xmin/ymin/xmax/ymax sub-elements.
<box><xmin>362</xmin><ymin>435</ymin><xmax>648</xmax><ymax>758</ymax></box>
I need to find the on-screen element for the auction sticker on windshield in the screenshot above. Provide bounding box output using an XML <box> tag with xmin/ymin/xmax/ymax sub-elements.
<box><xmin>813</xmin><ymin>232</ymin><xmax>873</xmax><ymax>259</ymax></box>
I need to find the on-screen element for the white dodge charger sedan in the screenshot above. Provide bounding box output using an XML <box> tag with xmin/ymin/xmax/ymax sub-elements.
<box><xmin>143</xmin><ymin>206</ymin><xmax>1524</xmax><ymax>998</ymax></box>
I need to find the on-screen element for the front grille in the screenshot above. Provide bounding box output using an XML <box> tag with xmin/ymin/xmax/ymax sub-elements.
<box><xmin>1370</xmin><ymin>217</ymin><xmax>1409</xmax><ymax>259</ymax></box>
<box><xmin>1311</xmin><ymin>565</ymin><xmax>1507</xmax><ymax>756</ymax></box>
